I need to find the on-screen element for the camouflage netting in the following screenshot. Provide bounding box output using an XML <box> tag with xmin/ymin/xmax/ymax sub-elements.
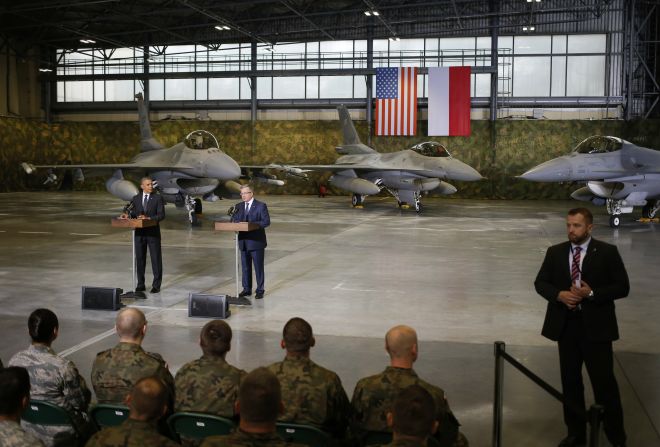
<box><xmin>2</xmin><ymin>116</ymin><xmax>659</xmax><ymax>199</ymax></box>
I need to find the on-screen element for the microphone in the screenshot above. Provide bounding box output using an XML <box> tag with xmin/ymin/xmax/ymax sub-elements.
<box><xmin>123</xmin><ymin>201</ymin><xmax>134</xmax><ymax>215</ymax></box>
<box><xmin>227</xmin><ymin>205</ymin><xmax>237</xmax><ymax>217</ymax></box>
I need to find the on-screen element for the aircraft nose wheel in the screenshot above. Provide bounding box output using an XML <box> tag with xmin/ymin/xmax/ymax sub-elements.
<box><xmin>609</xmin><ymin>215</ymin><xmax>621</xmax><ymax>228</ymax></box>
<box><xmin>351</xmin><ymin>194</ymin><xmax>363</xmax><ymax>207</ymax></box>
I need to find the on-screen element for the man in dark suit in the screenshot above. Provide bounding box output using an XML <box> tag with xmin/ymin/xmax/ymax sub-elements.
<box><xmin>122</xmin><ymin>177</ymin><xmax>165</xmax><ymax>293</ymax></box>
<box><xmin>535</xmin><ymin>208</ymin><xmax>629</xmax><ymax>447</ymax></box>
<box><xmin>231</xmin><ymin>185</ymin><xmax>270</xmax><ymax>299</ymax></box>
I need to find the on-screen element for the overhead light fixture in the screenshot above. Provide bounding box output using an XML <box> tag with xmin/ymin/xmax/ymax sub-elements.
<box><xmin>79</xmin><ymin>39</ymin><xmax>96</xmax><ymax>44</ymax></box>
<box><xmin>388</xmin><ymin>36</ymin><xmax>400</xmax><ymax>42</ymax></box>
<box><xmin>364</xmin><ymin>10</ymin><xmax>379</xmax><ymax>16</ymax></box>
<box><xmin>522</xmin><ymin>26</ymin><xmax>528</xmax><ymax>31</ymax></box>
<box><xmin>372</xmin><ymin>11</ymin><xmax>380</xmax><ymax>16</ymax></box>
<box><xmin>39</xmin><ymin>68</ymin><xmax>52</xmax><ymax>72</ymax></box>
<box><xmin>265</xmin><ymin>45</ymin><xmax>274</xmax><ymax>52</ymax></box>
<box><xmin>215</xmin><ymin>25</ymin><xmax>231</xmax><ymax>31</ymax></box>
<box><xmin>529</xmin><ymin>26</ymin><xmax>535</xmax><ymax>30</ymax></box>
<box><xmin>364</xmin><ymin>10</ymin><xmax>371</xmax><ymax>16</ymax></box>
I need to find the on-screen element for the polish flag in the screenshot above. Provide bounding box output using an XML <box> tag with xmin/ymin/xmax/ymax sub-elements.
<box><xmin>428</xmin><ymin>67</ymin><xmax>471</xmax><ymax>136</ymax></box>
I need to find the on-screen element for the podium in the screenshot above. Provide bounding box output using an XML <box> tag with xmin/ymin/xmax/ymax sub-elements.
<box><xmin>214</xmin><ymin>221</ymin><xmax>259</xmax><ymax>306</ymax></box>
<box><xmin>111</xmin><ymin>218</ymin><xmax>157</xmax><ymax>299</ymax></box>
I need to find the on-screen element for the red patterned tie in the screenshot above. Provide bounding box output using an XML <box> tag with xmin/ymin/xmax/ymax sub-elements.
<box><xmin>571</xmin><ymin>247</ymin><xmax>581</xmax><ymax>285</ymax></box>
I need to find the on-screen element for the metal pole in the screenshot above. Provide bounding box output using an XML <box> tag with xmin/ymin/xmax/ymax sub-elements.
<box><xmin>366</xmin><ymin>20</ymin><xmax>374</xmax><ymax>146</ymax></box>
<box><xmin>235</xmin><ymin>231</ymin><xmax>240</xmax><ymax>297</ymax></box>
<box><xmin>587</xmin><ymin>404</ymin><xmax>604</xmax><ymax>447</ymax></box>
<box><xmin>132</xmin><ymin>229</ymin><xmax>137</xmax><ymax>289</ymax></box>
<box><xmin>626</xmin><ymin>0</ymin><xmax>636</xmax><ymax>120</ymax></box>
<box><xmin>489</xmin><ymin>0</ymin><xmax>499</xmax><ymax>122</ymax></box>
<box><xmin>492</xmin><ymin>341</ymin><xmax>505</xmax><ymax>447</ymax></box>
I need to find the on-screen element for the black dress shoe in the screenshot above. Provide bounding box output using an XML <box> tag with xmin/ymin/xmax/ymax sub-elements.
<box><xmin>558</xmin><ymin>436</ymin><xmax>586</xmax><ymax>447</ymax></box>
<box><xmin>150</xmin><ymin>287</ymin><xmax>160</xmax><ymax>293</ymax></box>
<box><xmin>135</xmin><ymin>286</ymin><xmax>146</xmax><ymax>292</ymax></box>
<box><xmin>255</xmin><ymin>292</ymin><xmax>264</xmax><ymax>299</ymax></box>
<box><xmin>238</xmin><ymin>290</ymin><xmax>251</xmax><ymax>297</ymax></box>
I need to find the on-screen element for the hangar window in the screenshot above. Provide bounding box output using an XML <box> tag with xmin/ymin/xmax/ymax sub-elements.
<box><xmin>574</xmin><ymin>136</ymin><xmax>623</xmax><ymax>154</ymax></box>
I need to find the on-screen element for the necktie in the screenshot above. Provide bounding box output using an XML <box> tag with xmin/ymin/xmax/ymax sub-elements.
<box><xmin>571</xmin><ymin>246</ymin><xmax>581</xmax><ymax>285</ymax></box>
<box><xmin>246</xmin><ymin>203</ymin><xmax>251</xmax><ymax>214</ymax></box>
<box><xmin>143</xmin><ymin>194</ymin><xmax>149</xmax><ymax>211</ymax></box>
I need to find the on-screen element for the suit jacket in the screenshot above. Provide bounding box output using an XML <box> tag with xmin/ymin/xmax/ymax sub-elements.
<box><xmin>128</xmin><ymin>191</ymin><xmax>165</xmax><ymax>237</ymax></box>
<box><xmin>535</xmin><ymin>238</ymin><xmax>629</xmax><ymax>342</ymax></box>
<box><xmin>231</xmin><ymin>199</ymin><xmax>270</xmax><ymax>250</ymax></box>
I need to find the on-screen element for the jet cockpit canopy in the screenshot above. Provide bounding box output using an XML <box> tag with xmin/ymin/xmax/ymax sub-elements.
<box><xmin>184</xmin><ymin>130</ymin><xmax>220</xmax><ymax>150</ymax></box>
<box><xmin>410</xmin><ymin>141</ymin><xmax>452</xmax><ymax>158</ymax></box>
<box><xmin>574</xmin><ymin>136</ymin><xmax>623</xmax><ymax>154</ymax></box>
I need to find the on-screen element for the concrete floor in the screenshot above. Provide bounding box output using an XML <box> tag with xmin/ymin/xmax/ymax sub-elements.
<box><xmin>0</xmin><ymin>192</ymin><xmax>658</xmax><ymax>447</ymax></box>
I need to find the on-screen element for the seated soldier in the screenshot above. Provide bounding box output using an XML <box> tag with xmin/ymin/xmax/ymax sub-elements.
<box><xmin>351</xmin><ymin>325</ymin><xmax>468</xmax><ymax>447</ymax></box>
<box><xmin>267</xmin><ymin>317</ymin><xmax>350</xmax><ymax>438</ymax></box>
<box><xmin>92</xmin><ymin>308</ymin><xmax>174</xmax><ymax>405</ymax></box>
<box><xmin>175</xmin><ymin>320</ymin><xmax>246</xmax><ymax>416</ymax></box>
<box><xmin>86</xmin><ymin>376</ymin><xmax>178</xmax><ymax>447</ymax></box>
<box><xmin>201</xmin><ymin>367</ymin><xmax>305</xmax><ymax>447</ymax></box>
<box><xmin>9</xmin><ymin>308</ymin><xmax>93</xmax><ymax>446</ymax></box>
<box><xmin>0</xmin><ymin>366</ymin><xmax>45</xmax><ymax>446</ymax></box>
<box><xmin>378</xmin><ymin>385</ymin><xmax>439</xmax><ymax>447</ymax></box>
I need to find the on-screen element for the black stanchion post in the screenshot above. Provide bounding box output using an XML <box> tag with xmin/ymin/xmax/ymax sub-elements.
<box><xmin>493</xmin><ymin>341</ymin><xmax>505</xmax><ymax>447</ymax></box>
<box><xmin>587</xmin><ymin>404</ymin><xmax>604</xmax><ymax>447</ymax></box>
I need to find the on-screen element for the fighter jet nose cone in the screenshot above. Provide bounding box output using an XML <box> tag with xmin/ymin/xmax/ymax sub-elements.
<box><xmin>519</xmin><ymin>158</ymin><xmax>571</xmax><ymax>182</ymax></box>
<box><xmin>451</xmin><ymin>162</ymin><xmax>483</xmax><ymax>181</ymax></box>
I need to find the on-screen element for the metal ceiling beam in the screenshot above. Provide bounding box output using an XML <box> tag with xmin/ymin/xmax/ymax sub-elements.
<box><xmin>174</xmin><ymin>0</ymin><xmax>271</xmax><ymax>46</ymax></box>
<box><xmin>279</xmin><ymin>0</ymin><xmax>335</xmax><ymax>40</ymax></box>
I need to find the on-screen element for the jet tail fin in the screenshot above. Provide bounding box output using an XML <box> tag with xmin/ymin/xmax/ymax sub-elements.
<box><xmin>336</xmin><ymin>105</ymin><xmax>377</xmax><ymax>155</ymax></box>
<box><xmin>136</xmin><ymin>92</ymin><xmax>165</xmax><ymax>152</ymax></box>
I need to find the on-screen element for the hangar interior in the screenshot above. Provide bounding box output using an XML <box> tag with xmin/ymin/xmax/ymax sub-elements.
<box><xmin>1</xmin><ymin>1</ymin><xmax>660</xmax><ymax>446</ymax></box>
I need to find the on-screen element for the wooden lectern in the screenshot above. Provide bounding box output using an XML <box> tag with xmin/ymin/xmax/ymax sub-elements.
<box><xmin>111</xmin><ymin>218</ymin><xmax>157</xmax><ymax>298</ymax></box>
<box><xmin>214</xmin><ymin>221</ymin><xmax>259</xmax><ymax>305</ymax></box>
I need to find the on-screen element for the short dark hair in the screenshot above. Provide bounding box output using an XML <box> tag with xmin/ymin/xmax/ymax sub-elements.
<box><xmin>0</xmin><ymin>366</ymin><xmax>31</xmax><ymax>415</ymax></box>
<box><xmin>392</xmin><ymin>385</ymin><xmax>436</xmax><ymax>439</ymax></box>
<box><xmin>130</xmin><ymin>376</ymin><xmax>168</xmax><ymax>421</ymax></box>
<box><xmin>568</xmin><ymin>207</ymin><xmax>593</xmax><ymax>224</ymax></box>
<box><xmin>200</xmin><ymin>320</ymin><xmax>232</xmax><ymax>356</ymax></box>
<box><xmin>28</xmin><ymin>309</ymin><xmax>58</xmax><ymax>343</ymax></box>
<box><xmin>238</xmin><ymin>367</ymin><xmax>281</xmax><ymax>423</ymax></box>
<box><xmin>282</xmin><ymin>317</ymin><xmax>314</xmax><ymax>353</ymax></box>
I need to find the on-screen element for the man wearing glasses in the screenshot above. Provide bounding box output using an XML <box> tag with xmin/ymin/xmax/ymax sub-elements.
<box><xmin>231</xmin><ymin>185</ymin><xmax>271</xmax><ymax>299</ymax></box>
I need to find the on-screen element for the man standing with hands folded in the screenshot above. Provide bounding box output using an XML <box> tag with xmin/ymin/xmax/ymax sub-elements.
<box><xmin>534</xmin><ymin>208</ymin><xmax>630</xmax><ymax>447</ymax></box>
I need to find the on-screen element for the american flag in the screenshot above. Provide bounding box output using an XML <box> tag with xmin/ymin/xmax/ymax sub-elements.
<box><xmin>375</xmin><ymin>67</ymin><xmax>418</xmax><ymax>136</ymax></box>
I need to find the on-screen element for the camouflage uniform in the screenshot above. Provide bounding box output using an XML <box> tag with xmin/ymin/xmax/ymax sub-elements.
<box><xmin>200</xmin><ymin>429</ymin><xmax>306</xmax><ymax>447</ymax></box>
<box><xmin>0</xmin><ymin>420</ymin><xmax>45</xmax><ymax>447</ymax></box>
<box><xmin>85</xmin><ymin>418</ymin><xmax>178</xmax><ymax>447</ymax></box>
<box><xmin>8</xmin><ymin>344</ymin><xmax>92</xmax><ymax>447</ymax></box>
<box><xmin>91</xmin><ymin>342</ymin><xmax>174</xmax><ymax>404</ymax></box>
<box><xmin>375</xmin><ymin>439</ymin><xmax>427</xmax><ymax>447</ymax></box>
<box><xmin>174</xmin><ymin>355</ymin><xmax>246</xmax><ymax>416</ymax></box>
<box><xmin>351</xmin><ymin>367</ymin><xmax>467</xmax><ymax>447</ymax></box>
<box><xmin>267</xmin><ymin>356</ymin><xmax>350</xmax><ymax>438</ymax></box>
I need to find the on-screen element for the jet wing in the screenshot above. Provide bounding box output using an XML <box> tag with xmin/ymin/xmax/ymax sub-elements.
<box><xmin>22</xmin><ymin>162</ymin><xmax>195</xmax><ymax>174</ymax></box>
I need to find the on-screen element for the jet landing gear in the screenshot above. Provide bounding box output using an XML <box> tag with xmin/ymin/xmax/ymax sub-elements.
<box><xmin>642</xmin><ymin>200</ymin><xmax>659</xmax><ymax>219</ymax></box>
<box><xmin>606</xmin><ymin>199</ymin><xmax>630</xmax><ymax>228</ymax></box>
<box><xmin>351</xmin><ymin>194</ymin><xmax>364</xmax><ymax>208</ymax></box>
<box><xmin>413</xmin><ymin>192</ymin><xmax>422</xmax><ymax>213</ymax></box>
<box><xmin>185</xmin><ymin>196</ymin><xmax>202</xmax><ymax>225</ymax></box>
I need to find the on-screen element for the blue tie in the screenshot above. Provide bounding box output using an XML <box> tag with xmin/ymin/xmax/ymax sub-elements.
<box><xmin>143</xmin><ymin>194</ymin><xmax>148</xmax><ymax>211</ymax></box>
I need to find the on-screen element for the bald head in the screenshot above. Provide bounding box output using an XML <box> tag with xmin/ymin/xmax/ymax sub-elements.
<box><xmin>116</xmin><ymin>308</ymin><xmax>147</xmax><ymax>341</ymax></box>
<box><xmin>385</xmin><ymin>325</ymin><xmax>418</xmax><ymax>362</ymax></box>
<box><xmin>128</xmin><ymin>376</ymin><xmax>168</xmax><ymax>421</ymax></box>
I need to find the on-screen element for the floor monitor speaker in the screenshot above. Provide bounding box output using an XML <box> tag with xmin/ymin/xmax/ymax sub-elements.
<box><xmin>188</xmin><ymin>293</ymin><xmax>231</xmax><ymax>319</ymax></box>
<box><xmin>82</xmin><ymin>287</ymin><xmax>123</xmax><ymax>311</ymax></box>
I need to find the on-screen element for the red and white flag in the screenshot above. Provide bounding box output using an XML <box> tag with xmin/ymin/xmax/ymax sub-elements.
<box><xmin>375</xmin><ymin>67</ymin><xmax>418</xmax><ymax>136</ymax></box>
<box><xmin>428</xmin><ymin>67</ymin><xmax>471</xmax><ymax>136</ymax></box>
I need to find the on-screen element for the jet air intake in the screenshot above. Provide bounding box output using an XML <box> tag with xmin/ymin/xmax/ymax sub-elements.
<box><xmin>106</xmin><ymin>177</ymin><xmax>139</xmax><ymax>201</ymax></box>
<box><xmin>329</xmin><ymin>175</ymin><xmax>381</xmax><ymax>195</ymax></box>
